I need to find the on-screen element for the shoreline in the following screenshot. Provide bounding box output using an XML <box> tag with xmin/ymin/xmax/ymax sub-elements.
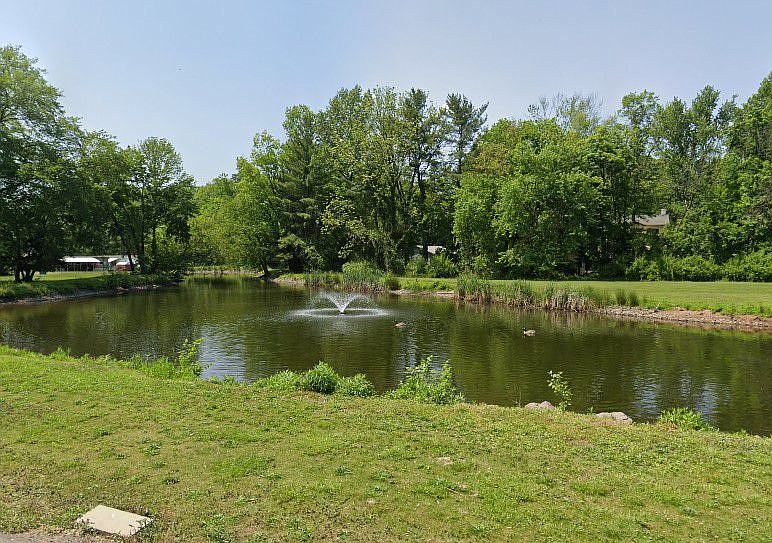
<box><xmin>275</xmin><ymin>276</ymin><xmax>772</xmax><ymax>332</ymax></box>
<box><xmin>1</xmin><ymin>348</ymin><xmax>768</xmax><ymax>541</ymax></box>
<box><xmin>0</xmin><ymin>277</ymin><xmax>180</xmax><ymax>307</ymax></box>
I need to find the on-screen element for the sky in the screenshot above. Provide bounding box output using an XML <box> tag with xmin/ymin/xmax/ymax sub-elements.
<box><xmin>3</xmin><ymin>0</ymin><xmax>771</xmax><ymax>183</ymax></box>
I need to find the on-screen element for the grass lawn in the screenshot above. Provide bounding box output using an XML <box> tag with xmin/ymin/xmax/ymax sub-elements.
<box><xmin>0</xmin><ymin>272</ymin><xmax>175</xmax><ymax>303</ymax></box>
<box><xmin>0</xmin><ymin>271</ymin><xmax>107</xmax><ymax>282</ymax></box>
<box><xmin>398</xmin><ymin>277</ymin><xmax>772</xmax><ymax>316</ymax></box>
<box><xmin>1</xmin><ymin>347</ymin><xmax>769</xmax><ymax>542</ymax></box>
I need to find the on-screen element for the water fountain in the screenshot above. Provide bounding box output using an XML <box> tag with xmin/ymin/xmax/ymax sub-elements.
<box><xmin>291</xmin><ymin>291</ymin><xmax>390</xmax><ymax>319</ymax></box>
<box><xmin>318</xmin><ymin>292</ymin><xmax>368</xmax><ymax>314</ymax></box>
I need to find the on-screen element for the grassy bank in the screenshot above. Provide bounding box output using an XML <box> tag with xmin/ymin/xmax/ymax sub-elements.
<box><xmin>287</xmin><ymin>271</ymin><xmax>772</xmax><ymax>316</ymax></box>
<box><xmin>1</xmin><ymin>347</ymin><xmax>769</xmax><ymax>541</ymax></box>
<box><xmin>0</xmin><ymin>272</ymin><xmax>180</xmax><ymax>303</ymax></box>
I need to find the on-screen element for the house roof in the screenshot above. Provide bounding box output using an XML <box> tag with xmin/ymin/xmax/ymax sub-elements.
<box><xmin>634</xmin><ymin>209</ymin><xmax>670</xmax><ymax>227</ymax></box>
<box><xmin>63</xmin><ymin>256</ymin><xmax>102</xmax><ymax>264</ymax></box>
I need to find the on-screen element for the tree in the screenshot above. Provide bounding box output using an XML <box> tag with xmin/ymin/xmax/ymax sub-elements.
<box><xmin>444</xmin><ymin>93</ymin><xmax>488</xmax><ymax>177</ymax></box>
<box><xmin>0</xmin><ymin>45</ymin><xmax>83</xmax><ymax>281</ymax></box>
<box><xmin>400</xmin><ymin>88</ymin><xmax>448</xmax><ymax>260</ymax></box>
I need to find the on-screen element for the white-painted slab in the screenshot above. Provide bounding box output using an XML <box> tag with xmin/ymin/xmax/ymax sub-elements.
<box><xmin>75</xmin><ymin>505</ymin><xmax>152</xmax><ymax>537</ymax></box>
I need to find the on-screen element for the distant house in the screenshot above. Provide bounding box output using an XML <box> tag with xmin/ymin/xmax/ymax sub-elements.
<box><xmin>413</xmin><ymin>245</ymin><xmax>446</xmax><ymax>258</ymax></box>
<box><xmin>633</xmin><ymin>209</ymin><xmax>670</xmax><ymax>232</ymax></box>
<box><xmin>62</xmin><ymin>256</ymin><xmax>103</xmax><ymax>272</ymax></box>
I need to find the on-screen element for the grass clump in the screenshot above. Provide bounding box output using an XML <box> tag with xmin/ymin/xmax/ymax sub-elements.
<box><xmin>255</xmin><ymin>370</ymin><xmax>301</xmax><ymax>391</ymax></box>
<box><xmin>456</xmin><ymin>273</ymin><xmax>492</xmax><ymax>303</ymax></box>
<box><xmin>658</xmin><ymin>407</ymin><xmax>717</xmax><ymax>431</ymax></box>
<box><xmin>335</xmin><ymin>374</ymin><xmax>376</xmax><ymax>397</ymax></box>
<box><xmin>304</xmin><ymin>270</ymin><xmax>341</xmax><ymax>288</ymax></box>
<box><xmin>297</xmin><ymin>361</ymin><xmax>339</xmax><ymax>394</ymax></box>
<box><xmin>341</xmin><ymin>261</ymin><xmax>386</xmax><ymax>292</ymax></box>
<box><xmin>390</xmin><ymin>356</ymin><xmax>464</xmax><ymax>405</ymax></box>
<box><xmin>129</xmin><ymin>338</ymin><xmax>204</xmax><ymax>380</ymax></box>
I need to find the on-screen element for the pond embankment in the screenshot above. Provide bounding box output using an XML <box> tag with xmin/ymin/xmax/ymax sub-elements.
<box><xmin>0</xmin><ymin>273</ymin><xmax>180</xmax><ymax>305</ymax></box>
<box><xmin>0</xmin><ymin>346</ymin><xmax>769</xmax><ymax>541</ymax></box>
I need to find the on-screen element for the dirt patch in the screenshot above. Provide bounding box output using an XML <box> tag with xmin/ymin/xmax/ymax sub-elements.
<box><xmin>601</xmin><ymin>306</ymin><xmax>772</xmax><ymax>331</ymax></box>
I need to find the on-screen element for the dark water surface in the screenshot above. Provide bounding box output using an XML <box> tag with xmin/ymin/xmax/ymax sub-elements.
<box><xmin>1</xmin><ymin>277</ymin><xmax>769</xmax><ymax>434</ymax></box>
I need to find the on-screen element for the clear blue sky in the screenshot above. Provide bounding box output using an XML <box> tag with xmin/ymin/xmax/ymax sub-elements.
<box><xmin>3</xmin><ymin>0</ymin><xmax>770</xmax><ymax>183</ymax></box>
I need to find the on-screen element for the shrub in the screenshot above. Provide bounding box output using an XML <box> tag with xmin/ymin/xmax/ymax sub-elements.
<box><xmin>664</xmin><ymin>255</ymin><xmax>722</xmax><ymax>281</ymax></box>
<box><xmin>723</xmin><ymin>249</ymin><xmax>772</xmax><ymax>282</ymax></box>
<box><xmin>547</xmin><ymin>370</ymin><xmax>572</xmax><ymax>411</ymax></box>
<box><xmin>626</xmin><ymin>256</ymin><xmax>663</xmax><ymax>281</ymax></box>
<box><xmin>335</xmin><ymin>374</ymin><xmax>376</xmax><ymax>397</ymax></box>
<box><xmin>426</xmin><ymin>253</ymin><xmax>458</xmax><ymax>278</ymax></box>
<box><xmin>256</xmin><ymin>370</ymin><xmax>301</xmax><ymax>391</ymax></box>
<box><xmin>390</xmin><ymin>356</ymin><xmax>464</xmax><ymax>405</ymax></box>
<box><xmin>298</xmin><ymin>361</ymin><xmax>340</xmax><ymax>394</ymax></box>
<box><xmin>404</xmin><ymin>256</ymin><xmax>427</xmax><ymax>277</ymax></box>
<box><xmin>658</xmin><ymin>407</ymin><xmax>717</xmax><ymax>431</ymax></box>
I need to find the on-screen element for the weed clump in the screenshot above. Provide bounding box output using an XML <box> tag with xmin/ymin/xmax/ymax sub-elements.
<box><xmin>335</xmin><ymin>374</ymin><xmax>376</xmax><ymax>397</ymax></box>
<box><xmin>390</xmin><ymin>356</ymin><xmax>464</xmax><ymax>405</ymax></box>
<box><xmin>298</xmin><ymin>361</ymin><xmax>340</xmax><ymax>394</ymax></box>
<box><xmin>658</xmin><ymin>407</ymin><xmax>717</xmax><ymax>431</ymax></box>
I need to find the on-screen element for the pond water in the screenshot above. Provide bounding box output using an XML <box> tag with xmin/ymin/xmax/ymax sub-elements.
<box><xmin>1</xmin><ymin>277</ymin><xmax>769</xmax><ymax>434</ymax></box>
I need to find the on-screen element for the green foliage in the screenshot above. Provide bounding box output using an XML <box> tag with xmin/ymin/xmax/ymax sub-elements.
<box><xmin>390</xmin><ymin>356</ymin><xmax>464</xmax><ymax>405</ymax></box>
<box><xmin>547</xmin><ymin>370</ymin><xmax>572</xmax><ymax>411</ymax></box>
<box><xmin>425</xmin><ymin>253</ymin><xmax>458</xmax><ymax>278</ymax></box>
<box><xmin>404</xmin><ymin>257</ymin><xmax>427</xmax><ymax>277</ymax></box>
<box><xmin>297</xmin><ymin>361</ymin><xmax>340</xmax><ymax>394</ymax></box>
<box><xmin>658</xmin><ymin>408</ymin><xmax>717</xmax><ymax>432</ymax></box>
<box><xmin>380</xmin><ymin>272</ymin><xmax>401</xmax><ymax>291</ymax></box>
<box><xmin>257</xmin><ymin>370</ymin><xmax>302</xmax><ymax>392</ymax></box>
<box><xmin>723</xmin><ymin>249</ymin><xmax>772</xmax><ymax>282</ymax></box>
<box><xmin>456</xmin><ymin>273</ymin><xmax>492</xmax><ymax>303</ymax></box>
<box><xmin>335</xmin><ymin>374</ymin><xmax>376</xmax><ymax>397</ymax></box>
<box><xmin>341</xmin><ymin>261</ymin><xmax>385</xmax><ymax>291</ymax></box>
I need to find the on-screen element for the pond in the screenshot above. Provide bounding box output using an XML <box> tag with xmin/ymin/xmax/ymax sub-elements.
<box><xmin>1</xmin><ymin>277</ymin><xmax>769</xmax><ymax>434</ymax></box>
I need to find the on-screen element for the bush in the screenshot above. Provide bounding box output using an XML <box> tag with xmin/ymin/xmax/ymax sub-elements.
<box><xmin>390</xmin><ymin>356</ymin><xmax>464</xmax><ymax>405</ymax></box>
<box><xmin>658</xmin><ymin>407</ymin><xmax>717</xmax><ymax>431</ymax></box>
<box><xmin>297</xmin><ymin>361</ymin><xmax>340</xmax><ymax>394</ymax></box>
<box><xmin>404</xmin><ymin>256</ymin><xmax>427</xmax><ymax>277</ymax></box>
<box><xmin>335</xmin><ymin>374</ymin><xmax>376</xmax><ymax>397</ymax></box>
<box><xmin>665</xmin><ymin>255</ymin><xmax>722</xmax><ymax>281</ymax></box>
<box><xmin>256</xmin><ymin>370</ymin><xmax>301</xmax><ymax>391</ymax></box>
<box><xmin>425</xmin><ymin>253</ymin><xmax>458</xmax><ymax>278</ymax></box>
<box><xmin>723</xmin><ymin>249</ymin><xmax>772</xmax><ymax>282</ymax></box>
<box><xmin>626</xmin><ymin>256</ymin><xmax>663</xmax><ymax>281</ymax></box>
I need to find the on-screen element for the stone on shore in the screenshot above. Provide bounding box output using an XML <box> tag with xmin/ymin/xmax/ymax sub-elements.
<box><xmin>596</xmin><ymin>411</ymin><xmax>633</xmax><ymax>424</ymax></box>
<box><xmin>524</xmin><ymin>401</ymin><xmax>556</xmax><ymax>410</ymax></box>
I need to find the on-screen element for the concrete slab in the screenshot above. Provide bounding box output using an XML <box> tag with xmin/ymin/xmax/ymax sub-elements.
<box><xmin>75</xmin><ymin>505</ymin><xmax>152</xmax><ymax>537</ymax></box>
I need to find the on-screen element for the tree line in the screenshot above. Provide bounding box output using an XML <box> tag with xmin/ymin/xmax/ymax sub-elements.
<box><xmin>2</xmin><ymin>44</ymin><xmax>770</xmax><ymax>282</ymax></box>
<box><xmin>193</xmin><ymin>76</ymin><xmax>771</xmax><ymax>281</ymax></box>
<box><xmin>0</xmin><ymin>45</ymin><xmax>194</xmax><ymax>281</ymax></box>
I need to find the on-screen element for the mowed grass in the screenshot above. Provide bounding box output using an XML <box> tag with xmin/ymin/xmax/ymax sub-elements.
<box><xmin>0</xmin><ymin>272</ymin><xmax>175</xmax><ymax>303</ymax></box>
<box><xmin>0</xmin><ymin>271</ymin><xmax>107</xmax><ymax>282</ymax></box>
<box><xmin>398</xmin><ymin>277</ymin><xmax>772</xmax><ymax>316</ymax></box>
<box><xmin>1</xmin><ymin>347</ymin><xmax>770</xmax><ymax>542</ymax></box>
